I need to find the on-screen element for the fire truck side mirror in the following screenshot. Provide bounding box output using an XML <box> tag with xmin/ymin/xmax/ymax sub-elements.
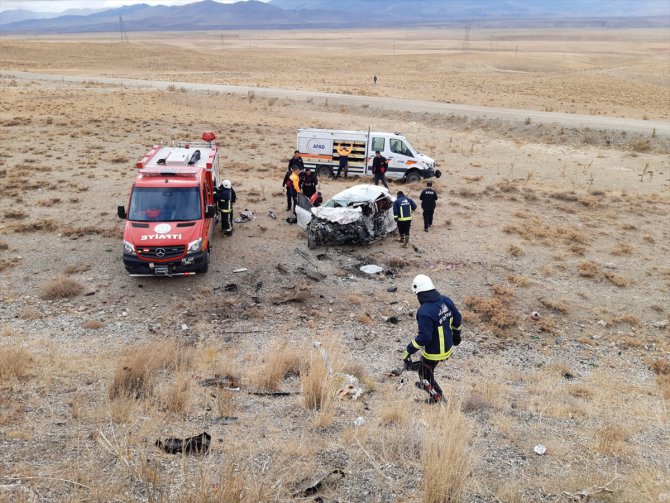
<box><xmin>205</xmin><ymin>205</ymin><xmax>216</xmax><ymax>219</ymax></box>
<box><xmin>117</xmin><ymin>206</ymin><xmax>127</xmax><ymax>219</ymax></box>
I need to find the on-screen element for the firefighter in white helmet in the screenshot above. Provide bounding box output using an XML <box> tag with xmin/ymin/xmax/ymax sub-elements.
<box><xmin>215</xmin><ymin>179</ymin><xmax>236</xmax><ymax>236</ymax></box>
<box><xmin>403</xmin><ymin>274</ymin><xmax>462</xmax><ymax>403</ymax></box>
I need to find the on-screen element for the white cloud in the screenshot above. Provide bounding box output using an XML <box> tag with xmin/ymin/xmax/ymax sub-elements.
<box><xmin>1</xmin><ymin>0</ymin><xmax>260</xmax><ymax>13</ymax></box>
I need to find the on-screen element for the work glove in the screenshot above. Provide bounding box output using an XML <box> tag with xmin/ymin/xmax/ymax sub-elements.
<box><xmin>402</xmin><ymin>350</ymin><xmax>413</xmax><ymax>370</ymax></box>
<box><xmin>453</xmin><ymin>329</ymin><xmax>462</xmax><ymax>346</ymax></box>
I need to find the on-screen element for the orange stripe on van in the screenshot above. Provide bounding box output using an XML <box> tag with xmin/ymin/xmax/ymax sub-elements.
<box><xmin>406</xmin><ymin>160</ymin><xmax>417</xmax><ymax>165</ymax></box>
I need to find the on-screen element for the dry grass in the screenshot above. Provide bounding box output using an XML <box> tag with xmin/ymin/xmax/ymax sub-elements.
<box><xmin>604</xmin><ymin>271</ymin><xmax>631</xmax><ymax>287</ymax></box>
<box><xmin>0</xmin><ymin>347</ymin><xmax>33</xmax><ymax>381</ymax></box>
<box><xmin>81</xmin><ymin>320</ymin><xmax>105</xmax><ymax>329</ymax></box>
<box><xmin>464</xmin><ymin>286</ymin><xmax>516</xmax><ymax>335</ymax></box>
<box><xmin>578</xmin><ymin>261</ymin><xmax>599</xmax><ymax>277</ymax></box>
<box><xmin>612</xmin><ymin>242</ymin><xmax>633</xmax><ymax>255</ymax></box>
<box><xmin>422</xmin><ymin>403</ymin><xmax>471</xmax><ymax>503</ymax></box>
<box><xmin>301</xmin><ymin>350</ymin><xmax>334</xmax><ymax>411</ymax></box>
<box><xmin>64</xmin><ymin>263</ymin><xmax>91</xmax><ymax>274</ymax></box>
<box><xmin>508</xmin><ymin>244</ymin><xmax>524</xmax><ymax>257</ymax></box>
<box><xmin>108</xmin><ymin>340</ymin><xmax>192</xmax><ymax>399</ymax></box>
<box><xmin>539</xmin><ymin>297</ymin><xmax>570</xmax><ymax>314</ymax></box>
<box><xmin>251</xmin><ymin>340</ymin><xmax>301</xmax><ymax>391</ymax></box>
<box><xmin>39</xmin><ymin>276</ymin><xmax>84</xmax><ymax>299</ymax></box>
<box><xmin>355</xmin><ymin>312</ymin><xmax>373</xmax><ymax>325</ymax></box>
<box><xmin>506</xmin><ymin>273</ymin><xmax>530</xmax><ymax>287</ymax></box>
<box><xmin>594</xmin><ymin>422</ymin><xmax>630</xmax><ymax>454</ymax></box>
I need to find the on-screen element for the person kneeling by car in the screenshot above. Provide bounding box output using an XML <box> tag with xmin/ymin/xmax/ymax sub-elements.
<box><xmin>402</xmin><ymin>274</ymin><xmax>462</xmax><ymax>404</ymax></box>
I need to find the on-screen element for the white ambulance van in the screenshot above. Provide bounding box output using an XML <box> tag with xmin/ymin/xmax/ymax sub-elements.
<box><xmin>296</xmin><ymin>128</ymin><xmax>440</xmax><ymax>183</ymax></box>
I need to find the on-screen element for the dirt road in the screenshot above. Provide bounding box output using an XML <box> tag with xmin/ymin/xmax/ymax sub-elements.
<box><xmin>5</xmin><ymin>70</ymin><xmax>669</xmax><ymax>136</ymax></box>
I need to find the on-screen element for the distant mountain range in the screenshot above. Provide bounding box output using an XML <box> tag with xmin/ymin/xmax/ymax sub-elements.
<box><xmin>0</xmin><ymin>0</ymin><xmax>668</xmax><ymax>33</ymax></box>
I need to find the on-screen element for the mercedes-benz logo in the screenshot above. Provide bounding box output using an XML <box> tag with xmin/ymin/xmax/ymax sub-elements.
<box><xmin>155</xmin><ymin>248</ymin><xmax>166</xmax><ymax>257</ymax></box>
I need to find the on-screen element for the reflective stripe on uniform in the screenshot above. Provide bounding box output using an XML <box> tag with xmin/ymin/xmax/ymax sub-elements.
<box><xmin>219</xmin><ymin>200</ymin><xmax>232</xmax><ymax>213</ymax></box>
<box><xmin>398</xmin><ymin>203</ymin><xmax>412</xmax><ymax>221</ymax></box>
<box><xmin>422</xmin><ymin>346</ymin><xmax>453</xmax><ymax>361</ymax></box>
<box><xmin>411</xmin><ymin>339</ymin><xmax>423</xmax><ymax>350</ymax></box>
<box><xmin>438</xmin><ymin>326</ymin><xmax>445</xmax><ymax>355</ymax></box>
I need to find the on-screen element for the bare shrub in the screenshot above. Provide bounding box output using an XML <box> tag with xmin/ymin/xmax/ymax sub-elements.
<box><xmin>508</xmin><ymin>244</ymin><xmax>524</xmax><ymax>257</ymax></box>
<box><xmin>604</xmin><ymin>271</ymin><xmax>631</xmax><ymax>287</ymax></box>
<box><xmin>506</xmin><ymin>273</ymin><xmax>530</xmax><ymax>287</ymax></box>
<box><xmin>422</xmin><ymin>403</ymin><xmax>471</xmax><ymax>503</ymax></box>
<box><xmin>301</xmin><ymin>351</ymin><xmax>333</xmax><ymax>411</ymax></box>
<box><xmin>0</xmin><ymin>347</ymin><xmax>33</xmax><ymax>381</ymax></box>
<box><xmin>595</xmin><ymin>422</ymin><xmax>630</xmax><ymax>454</ymax></box>
<box><xmin>465</xmin><ymin>295</ymin><xmax>515</xmax><ymax>332</ymax></box>
<box><xmin>578</xmin><ymin>261</ymin><xmax>599</xmax><ymax>277</ymax></box>
<box><xmin>81</xmin><ymin>320</ymin><xmax>105</xmax><ymax>329</ymax></box>
<box><xmin>4</xmin><ymin>210</ymin><xmax>27</xmax><ymax>220</ymax></box>
<box><xmin>65</xmin><ymin>263</ymin><xmax>91</xmax><ymax>274</ymax></box>
<box><xmin>539</xmin><ymin>298</ymin><xmax>569</xmax><ymax>314</ymax></box>
<box><xmin>252</xmin><ymin>341</ymin><xmax>302</xmax><ymax>391</ymax></box>
<box><xmin>348</xmin><ymin>293</ymin><xmax>363</xmax><ymax>304</ymax></box>
<box><xmin>356</xmin><ymin>312</ymin><xmax>372</xmax><ymax>325</ymax></box>
<box><xmin>611</xmin><ymin>243</ymin><xmax>633</xmax><ymax>255</ymax></box>
<box><xmin>39</xmin><ymin>276</ymin><xmax>84</xmax><ymax>299</ymax></box>
<box><xmin>461</xmin><ymin>392</ymin><xmax>493</xmax><ymax>414</ymax></box>
<box><xmin>380</xmin><ymin>401</ymin><xmax>410</xmax><ymax>426</ymax></box>
<box><xmin>0</xmin><ymin>241</ymin><xmax>8</xmax><ymax>250</ymax></box>
<box><xmin>109</xmin><ymin>340</ymin><xmax>191</xmax><ymax>399</ymax></box>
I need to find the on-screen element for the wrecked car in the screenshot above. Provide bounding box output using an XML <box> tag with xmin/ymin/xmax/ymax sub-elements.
<box><xmin>296</xmin><ymin>184</ymin><xmax>397</xmax><ymax>249</ymax></box>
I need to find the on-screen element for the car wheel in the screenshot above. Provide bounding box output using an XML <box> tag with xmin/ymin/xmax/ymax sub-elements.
<box><xmin>405</xmin><ymin>171</ymin><xmax>421</xmax><ymax>183</ymax></box>
<box><xmin>197</xmin><ymin>249</ymin><xmax>210</xmax><ymax>273</ymax></box>
<box><xmin>316</xmin><ymin>165</ymin><xmax>332</xmax><ymax>177</ymax></box>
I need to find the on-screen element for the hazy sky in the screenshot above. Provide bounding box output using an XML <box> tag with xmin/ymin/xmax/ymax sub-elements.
<box><xmin>1</xmin><ymin>0</ymin><xmax>265</xmax><ymax>12</ymax></box>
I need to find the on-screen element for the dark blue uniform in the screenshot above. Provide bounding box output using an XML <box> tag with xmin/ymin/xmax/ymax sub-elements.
<box><xmin>393</xmin><ymin>195</ymin><xmax>417</xmax><ymax>243</ymax></box>
<box><xmin>404</xmin><ymin>289</ymin><xmax>462</xmax><ymax>401</ymax></box>
<box><xmin>215</xmin><ymin>187</ymin><xmax>236</xmax><ymax>235</ymax></box>
<box><xmin>419</xmin><ymin>186</ymin><xmax>438</xmax><ymax>231</ymax></box>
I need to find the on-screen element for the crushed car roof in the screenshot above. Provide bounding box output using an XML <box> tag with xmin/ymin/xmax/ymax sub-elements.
<box><xmin>324</xmin><ymin>184</ymin><xmax>393</xmax><ymax>208</ymax></box>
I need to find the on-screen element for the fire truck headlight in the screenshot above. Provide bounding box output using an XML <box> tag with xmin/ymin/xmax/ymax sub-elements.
<box><xmin>187</xmin><ymin>238</ymin><xmax>203</xmax><ymax>255</ymax></box>
<box><xmin>123</xmin><ymin>240</ymin><xmax>136</xmax><ymax>255</ymax></box>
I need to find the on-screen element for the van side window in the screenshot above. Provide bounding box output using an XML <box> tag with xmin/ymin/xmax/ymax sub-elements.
<box><xmin>390</xmin><ymin>139</ymin><xmax>413</xmax><ymax>157</ymax></box>
<box><xmin>372</xmin><ymin>137</ymin><xmax>385</xmax><ymax>152</ymax></box>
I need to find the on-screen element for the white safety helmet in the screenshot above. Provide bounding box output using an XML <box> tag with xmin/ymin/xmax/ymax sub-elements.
<box><xmin>412</xmin><ymin>274</ymin><xmax>435</xmax><ymax>294</ymax></box>
<box><xmin>222</xmin><ymin>179</ymin><xmax>232</xmax><ymax>189</ymax></box>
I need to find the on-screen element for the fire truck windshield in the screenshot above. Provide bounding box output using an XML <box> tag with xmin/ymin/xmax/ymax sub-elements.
<box><xmin>128</xmin><ymin>187</ymin><xmax>201</xmax><ymax>222</ymax></box>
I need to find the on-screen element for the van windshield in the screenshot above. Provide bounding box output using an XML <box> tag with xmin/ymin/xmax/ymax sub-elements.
<box><xmin>128</xmin><ymin>187</ymin><xmax>201</xmax><ymax>222</ymax></box>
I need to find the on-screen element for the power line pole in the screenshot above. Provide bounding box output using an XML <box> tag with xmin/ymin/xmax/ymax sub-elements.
<box><xmin>119</xmin><ymin>15</ymin><xmax>129</xmax><ymax>43</ymax></box>
<box><xmin>462</xmin><ymin>25</ymin><xmax>470</xmax><ymax>54</ymax></box>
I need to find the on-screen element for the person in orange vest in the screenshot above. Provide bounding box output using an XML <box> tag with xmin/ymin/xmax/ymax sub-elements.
<box><xmin>335</xmin><ymin>143</ymin><xmax>353</xmax><ymax>179</ymax></box>
<box><xmin>288</xmin><ymin>166</ymin><xmax>301</xmax><ymax>214</ymax></box>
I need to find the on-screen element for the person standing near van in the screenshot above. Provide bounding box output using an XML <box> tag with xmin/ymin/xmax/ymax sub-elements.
<box><xmin>215</xmin><ymin>179</ymin><xmax>236</xmax><ymax>236</ymax></box>
<box><xmin>335</xmin><ymin>143</ymin><xmax>353</xmax><ymax>179</ymax></box>
<box><xmin>393</xmin><ymin>190</ymin><xmax>416</xmax><ymax>248</ymax></box>
<box><xmin>372</xmin><ymin>151</ymin><xmax>389</xmax><ymax>189</ymax></box>
<box><xmin>419</xmin><ymin>181</ymin><xmax>438</xmax><ymax>232</ymax></box>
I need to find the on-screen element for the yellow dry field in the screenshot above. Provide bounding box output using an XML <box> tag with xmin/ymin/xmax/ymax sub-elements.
<box><xmin>0</xmin><ymin>29</ymin><xmax>669</xmax><ymax>502</ymax></box>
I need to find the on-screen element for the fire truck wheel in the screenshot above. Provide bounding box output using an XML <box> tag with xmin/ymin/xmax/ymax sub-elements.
<box><xmin>197</xmin><ymin>249</ymin><xmax>210</xmax><ymax>273</ymax></box>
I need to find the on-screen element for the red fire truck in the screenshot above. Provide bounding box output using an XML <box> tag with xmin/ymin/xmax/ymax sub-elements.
<box><xmin>117</xmin><ymin>132</ymin><xmax>220</xmax><ymax>276</ymax></box>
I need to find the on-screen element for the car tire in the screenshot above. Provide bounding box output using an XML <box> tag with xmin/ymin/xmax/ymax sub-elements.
<box><xmin>197</xmin><ymin>249</ymin><xmax>210</xmax><ymax>274</ymax></box>
<box><xmin>405</xmin><ymin>171</ymin><xmax>421</xmax><ymax>183</ymax></box>
<box><xmin>316</xmin><ymin>165</ymin><xmax>332</xmax><ymax>178</ymax></box>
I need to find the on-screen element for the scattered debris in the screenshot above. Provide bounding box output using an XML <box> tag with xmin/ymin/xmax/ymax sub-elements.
<box><xmin>314</xmin><ymin>341</ymin><xmax>334</xmax><ymax>375</ymax></box>
<box><xmin>248</xmin><ymin>390</ymin><xmax>300</xmax><ymax>396</ymax></box>
<box><xmin>597</xmin><ymin>320</ymin><xmax>607</xmax><ymax>327</ymax></box>
<box><xmin>148</xmin><ymin>323</ymin><xmax>161</xmax><ymax>333</ymax></box>
<box><xmin>353</xmin><ymin>416</ymin><xmax>366</xmax><ymax>427</ymax></box>
<box><xmin>297</xmin><ymin>266</ymin><xmax>326</xmax><ymax>282</ymax></box>
<box><xmin>233</xmin><ymin>268</ymin><xmax>248</xmax><ymax>273</ymax></box>
<box><xmin>198</xmin><ymin>374</ymin><xmax>240</xmax><ymax>388</ymax></box>
<box><xmin>531</xmin><ymin>311</ymin><xmax>541</xmax><ymax>320</ymax></box>
<box><xmin>533</xmin><ymin>444</ymin><xmax>547</xmax><ymax>455</ymax></box>
<box><xmin>181</xmin><ymin>324</ymin><xmax>189</xmax><ymax>331</ymax></box>
<box><xmin>388</xmin><ymin>368</ymin><xmax>404</xmax><ymax>377</ymax></box>
<box><xmin>235</xmin><ymin>209</ymin><xmax>256</xmax><ymax>223</ymax></box>
<box><xmin>268</xmin><ymin>209</ymin><xmax>277</xmax><ymax>220</ymax></box>
<box><xmin>563</xmin><ymin>475</ymin><xmax>618</xmax><ymax>502</ymax></box>
<box><xmin>156</xmin><ymin>432</ymin><xmax>211</xmax><ymax>455</ymax></box>
<box><xmin>276</xmin><ymin>263</ymin><xmax>289</xmax><ymax>275</ymax></box>
<box><xmin>271</xmin><ymin>292</ymin><xmax>309</xmax><ymax>304</ymax></box>
<box><xmin>336</xmin><ymin>374</ymin><xmax>363</xmax><ymax>400</ymax></box>
<box><xmin>386</xmin><ymin>316</ymin><xmax>399</xmax><ymax>324</ymax></box>
<box><xmin>211</xmin><ymin>416</ymin><xmax>239</xmax><ymax>425</ymax></box>
<box><xmin>653</xmin><ymin>320</ymin><xmax>668</xmax><ymax>329</ymax></box>
<box><xmin>224</xmin><ymin>283</ymin><xmax>238</xmax><ymax>292</ymax></box>
<box><xmin>360</xmin><ymin>264</ymin><xmax>383</xmax><ymax>274</ymax></box>
<box><xmin>412</xmin><ymin>245</ymin><xmax>423</xmax><ymax>254</ymax></box>
<box><xmin>316</xmin><ymin>253</ymin><xmax>328</xmax><ymax>261</ymax></box>
<box><xmin>292</xmin><ymin>469</ymin><xmax>345</xmax><ymax>498</ymax></box>
<box><xmin>387</xmin><ymin>286</ymin><xmax>398</xmax><ymax>292</ymax></box>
